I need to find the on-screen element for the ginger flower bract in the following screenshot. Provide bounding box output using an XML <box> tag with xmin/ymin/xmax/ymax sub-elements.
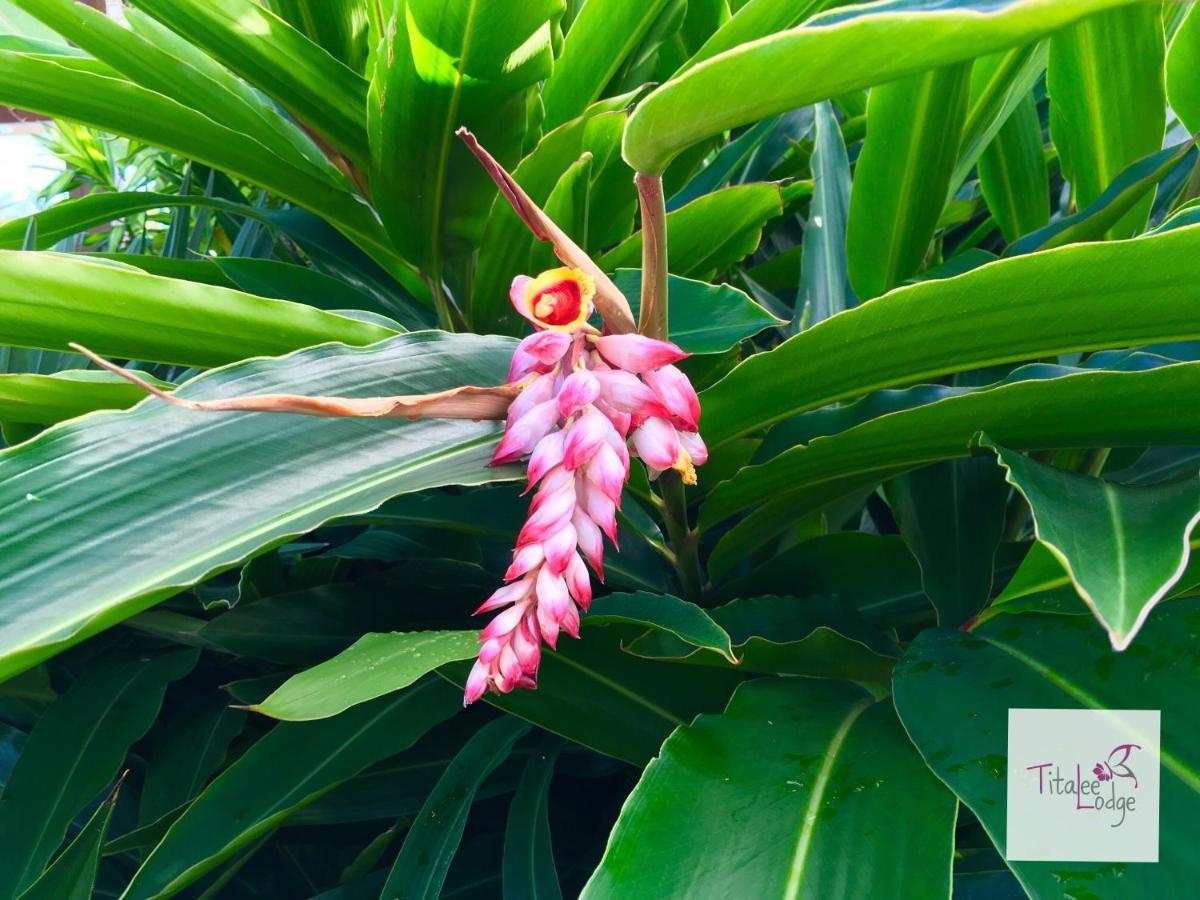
<box><xmin>464</xmin><ymin>267</ymin><xmax>706</xmax><ymax>704</ymax></box>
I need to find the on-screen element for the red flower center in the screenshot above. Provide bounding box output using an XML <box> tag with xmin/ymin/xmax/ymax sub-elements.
<box><xmin>532</xmin><ymin>280</ymin><xmax>583</xmax><ymax>326</ymax></box>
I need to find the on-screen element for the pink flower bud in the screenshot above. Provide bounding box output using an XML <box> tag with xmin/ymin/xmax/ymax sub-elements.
<box><xmin>580</xmin><ymin>480</ymin><xmax>617</xmax><ymax>542</ymax></box>
<box><xmin>680</xmin><ymin>430</ymin><xmax>708</xmax><ymax>466</ymax></box>
<box><xmin>541</xmin><ymin>521</ymin><xmax>578</xmax><ymax>575</ymax></box>
<box><xmin>526</xmin><ymin>431</ymin><xmax>566</xmax><ymax>491</ymax></box>
<box><xmin>464</xmin><ymin>660</ymin><xmax>491</xmax><ymax>705</ymax></box>
<box><xmin>593</xmin><ymin>369</ymin><xmax>671</xmax><ymax>418</ymax></box>
<box><xmin>518</xmin><ymin>485</ymin><xmax>575</xmax><ymax>545</ymax></box>
<box><xmin>565</xmin><ymin>552</ymin><xmax>592</xmax><ymax>610</ymax></box>
<box><xmin>481</xmin><ymin>598</ymin><xmax>530</xmax><ymax>641</ymax></box>
<box><xmin>562</xmin><ymin>407</ymin><xmax>615</xmax><ymax>471</ymax></box>
<box><xmin>478</xmin><ymin>638</ymin><xmax>503</xmax><ymax>664</ymax></box>
<box><xmin>520</xmin><ymin>330</ymin><xmax>573</xmax><ymax>366</ymax></box>
<box><xmin>557</xmin><ymin>369</ymin><xmax>600</xmax><ymax>418</ymax></box>
<box><xmin>503</xmin><ymin>543</ymin><xmax>544</xmax><ymax>581</ymax></box>
<box><xmin>506</xmin><ymin>372</ymin><xmax>556</xmax><ymax>423</ymax></box>
<box><xmin>585</xmin><ymin>442</ymin><xmax>625</xmax><ymax>504</ymax></box>
<box><xmin>492</xmin><ymin>398</ymin><xmax>560</xmax><ymax>465</ymax></box>
<box><xmin>593</xmin><ymin>334</ymin><xmax>687</xmax><ymax>373</ymax></box>
<box><xmin>475</xmin><ymin>575</ymin><xmax>534</xmax><ymax>614</ymax></box>
<box><xmin>573</xmin><ymin>507</ymin><xmax>605</xmax><ymax>578</ymax></box>
<box><xmin>631</xmin><ymin>417</ymin><xmax>682</xmax><ymax>472</ymax></box>
<box><xmin>642</xmin><ymin>364</ymin><xmax>700</xmax><ymax>431</ymax></box>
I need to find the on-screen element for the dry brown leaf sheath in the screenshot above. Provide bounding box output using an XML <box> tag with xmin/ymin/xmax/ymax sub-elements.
<box><xmin>456</xmin><ymin>128</ymin><xmax>637</xmax><ymax>335</ymax></box>
<box><xmin>70</xmin><ymin>344</ymin><xmax>519</xmax><ymax>421</ymax></box>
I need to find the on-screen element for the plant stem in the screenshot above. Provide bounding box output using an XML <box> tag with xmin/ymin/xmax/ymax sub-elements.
<box><xmin>659</xmin><ymin>472</ymin><xmax>704</xmax><ymax>601</ymax></box>
<box><xmin>635</xmin><ymin>173</ymin><xmax>669</xmax><ymax>340</ymax></box>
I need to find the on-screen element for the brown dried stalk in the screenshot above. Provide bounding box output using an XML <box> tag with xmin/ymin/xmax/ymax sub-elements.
<box><xmin>456</xmin><ymin>127</ymin><xmax>637</xmax><ymax>335</ymax></box>
<box><xmin>70</xmin><ymin>344</ymin><xmax>518</xmax><ymax>421</ymax></box>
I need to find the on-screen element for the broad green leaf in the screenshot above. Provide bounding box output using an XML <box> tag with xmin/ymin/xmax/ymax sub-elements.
<box><xmin>368</xmin><ymin>0</ymin><xmax>559</xmax><ymax>277</ymax></box>
<box><xmin>1047</xmin><ymin>3</ymin><xmax>1165</xmax><ymax>238</ymax></box>
<box><xmin>585</xmin><ymin>592</ymin><xmax>737</xmax><ymax>662</ymax></box>
<box><xmin>126</xmin><ymin>0</ymin><xmax>368</xmax><ymax>167</ymax></box>
<box><xmin>701</xmin><ymin>224</ymin><xmax>1200</xmax><ymax>447</ymax></box>
<box><xmin>628</xmin><ymin>595</ymin><xmax>900</xmax><ymax>686</ymax></box>
<box><xmin>979</xmin><ymin>92</ymin><xmax>1049</xmax><ymax>243</ymax></box>
<box><xmin>613</xmin><ymin>270</ymin><xmax>781</xmax><ymax>354</ymax></box>
<box><xmin>382</xmin><ymin>716</ymin><xmax>529</xmax><ymax>899</ymax></box>
<box><xmin>125</xmin><ymin>678</ymin><xmax>459</xmax><ymax>898</ymax></box>
<box><xmin>893</xmin><ymin>605</ymin><xmax>1200</xmax><ymax>896</ymax></box>
<box><xmin>441</xmin><ymin>629</ymin><xmax>740</xmax><ymax>766</ymax></box>
<box><xmin>471</xmin><ymin>106</ymin><xmax>631</xmax><ymax>334</ymax></box>
<box><xmin>582</xmin><ymin>679</ymin><xmax>955</xmax><ymax>898</ymax></box>
<box><xmin>503</xmin><ymin>746</ymin><xmax>562</xmax><ymax>900</ymax></box>
<box><xmin>884</xmin><ymin>455</ymin><xmax>1011</xmax><ymax>627</ymax></box>
<box><xmin>253</xmin><ymin>631</ymin><xmax>479</xmax><ymax>721</ymax></box>
<box><xmin>715</xmin><ymin>533</ymin><xmax>928</xmax><ymax>622</ymax></box>
<box><xmin>800</xmin><ymin>101</ymin><xmax>855</xmax><ymax>326</ymax></box>
<box><xmin>541</xmin><ymin>0</ymin><xmax>671</xmax><ymax>129</ymax></box>
<box><xmin>1007</xmin><ymin>140</ymin><xmax>1196</xmax><ymax>255</ymax></box>
<box><xmin>265</xmin><ymin>0</ymin><xmax>368</xmax><ymax>72</ymax></box>
<box><xmin>953</xmin><ymin>41</ymin><xmax>1047</xmax><ymax>197</ymax></box>
<box><xmin>0</xmin><ymin>333</ymin><xmax>518</xmax><ymax>681</ymax></box>
<box><xmin>531</xmin><ymin>151</ymin><xmax>593</xmax><ymax>276</ymax></box>
<box><xmin>0</xmin><ymin>50</ymin><xmax>390</xmax><ymax>260</ymax></box>
<box><xmin>622</xmin><ymin>0</ymin><xmax>1144</xmax><ymax>175</ymax></box>
<box><xmin>599</xmin><ymin>183</ymin><xmax>782</xmax><ymax>278</ymax></box>
<box><xmin>0</xmin><ymin>649</ymin><xmax>196</xmax><ymax>898</ymax></box>
<box><xmin>676</xmin><ymin>0</ymin><xmax>833</xmax><ymax>74</ymax></box>
<box><xmin>702</xmin><ymin>362</ymin><xmax>1200</xmax><ymax>529</ymax></box>
<box><xmin>12</xmin><ymin>0</ymin><xmax>338</xmax><ymax>182</ymax></box>
<box><xmin>846</xmin><ymin>61</ymin><xmax>971</xmax><ymax>297</ymax></box>
<box><xmin>0</xmin><ymin>251</ymin><xmax>394</xmax><ymax>366</ymax></box>
<box><xmin>667</xmin><ymin>116</ymin><xmax>779</xmax><ymax>211</ymax></box>
<box><xmin>1167</xmin><ymin>4</ymin><xmax>1200</xmax><ymax>134</ymax></box>
<box><xmin>15</xmin><ymin>782</ymin><xmax>116</xmax><ymax>900</ymax></box>
<box><xmin>137</xmin><ymin>697</ymin><xmax>245</xmax><ymax>826</ymax></box>
<box><xmin>992</xmin><ymin>540</ymin><xmax>1071</xmax><ymax>606</ymax></box>
<box><xmin>983</xmin><ymin>439</ymin><xmax>1200</xmax><ymax>649</ymax></box>
<box><xmin>0</xmin><ymin>370</ymin><xmax>173</xmax><ymax>426</ymax></box>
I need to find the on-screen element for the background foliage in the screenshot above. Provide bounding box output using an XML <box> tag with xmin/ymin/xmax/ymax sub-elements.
<box><xmin>0</xmin><ymin>0</ymin><xmax>1199</xmax><ymax>896</ymax></box>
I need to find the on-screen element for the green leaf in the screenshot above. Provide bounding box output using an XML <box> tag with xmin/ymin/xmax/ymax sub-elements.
<box><xmin>893</xmin><ymin>605</ymin><xmax>1200</xmax><ymax>897</ymax></box>
<box><xmin>265</xmin><ymin>0</ymin><xmax>368</xmax><ymax>71</ymax></box>
<box><xmin>801</xmin><ymin>101</ymin><xmax>855</xmax><ymax>327</ymax></box>
<box><xmin>582</xmin><ymin>679</ymin><xmax>955</xmax><ymax>898</ymax></box>
<box><xmin>124</xmin><ymin>678</ymin><xmax>460</xmax><ymax>898</ymax></box>
<box><xmin>979</xmin><ymin>92</ymin><xmax>1049</xmax><ymax>243</ymax></box>
<box><xmin>702</xmin><ymin>362</ymin><xmax>1200</xmax><ymax>529</ymax></box>
<box><xmin>382</xmin><ymin>716</ymin><xmax>529</xmax><ymax>900</ymax></box>
<box><xmin>622</xmin><ymin>0</ymin><xmax>1144</xmax><ymax>175</ymax></box>
<box><xmin>676</xmin><ymin>0</ymin><xmax>832</xmax><ymax>74</ymax></box>
<box><xmin>253</xmin><ymin>631</ymin><xmax>480</xmax><ymax>721</ymax></box>
<box><xmin>1047</xmin><ymin>3</ymin><xmax>1165</xmax><ymax>238</ymax></box>
<box><xmin>0</xmin><ymin>333</ymin><xmax>517</xmax><ymax>681</ymax></box>
<box><xmin>15</xmin><ymin>782</ymin><xmax>117</xmax><ymax>900</ymax></box>
<box><xmin>503</xmin><ymin>746</ymin><xmax>561</xmax><ymax>900</ymax></box>
<box><xmin>12</xmin><ymin>0</ymin><xmax>338</xmax><ymax>182</ymax></box>
<box><xmin>953</xmin><ymin>40</ymin><xmax>1047</xmax><ymax>197</ymax></box>
<box><xmin>846</xmin><ymin>61</ymin><xmax>971</xmax><ymax>297</ymax></box>
<box><xmin>585</xmin><ymin>592</ymin><xmax>737</xmax><ymax>663</ymax></box>
<box><xmin>137</xmin><ymin>698</ymin><xmax>245</xmax><ymax>826</ymax></box>
<box><xmin>613</xmin><ymin>270</ymin><xmax>781</xmax><ymax>354</ymax></box>
<box><xmin>368</xmin><ymin>0</ymin><xmax>559</xmax><ymax>276</ymax></box>
<box><xmin>1167</xmin><ymin>4</ymin><xmax>1200</xmax><ymax>135</ymax></box>
<box><xmin>441</xmin><ymin>629</ymin><xmax>739</xmax><ymax>766</ymax></box>
<box><xmin>0</xmin><ymin>649</ymin><xmax>197</xmax><ymax>898</ymax></box>
<box><xmin>0</xmin><ymin>50</ymin><xmax>389</xmax><ymax>259</ymax></box>
<box><xmin>0</xmin><ymin>251</ymin><xmax>394</xmax><ymax>366</ymax></box>
<box><xmin>982</xmin><ymin>439</ymin><xmax>1200</xmax><ymax>649</ymax></box>
<box><xmin>541</xmin><ymin>0</ymin><xmax>671</xmax><ymax>129</ymax></box>
<box><xmin>599</xmin><ymin>183</ymin><xmax>783</xmax><ymax>279</ymax></box>
<box><xmin>628</xmin><ymin>595</ymin><xmax>900</xmax><ymax>686</ymax></box>
<box><xmin>126</xmin><ymin>0</ymin><xmax>368</xmax><ymax>167</ymax></box>
<box><xmin>0</xmin><ymin>370</ymin><xmax>173</xmax><ymax>426</ymax></box>
<box><xmin>701</xmin><ymin>224</ymin><xmax>1200</xmax><ymax>448</ymax></box>
<box><xmin>884</xmin><ymin>455</ymin><xmax>1011</xmax><ymax>627</ymax></box>
<box><xmin>1007</xmin><ymin>139</ymin><xmax>1196</xmax><ymax>255</ymax></box>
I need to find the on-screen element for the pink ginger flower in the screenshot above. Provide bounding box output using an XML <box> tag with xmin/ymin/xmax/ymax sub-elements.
<box><xmin>464</xmin><ymin>268</ymin><xmax>707</xmax><ymax>704</ymax></box>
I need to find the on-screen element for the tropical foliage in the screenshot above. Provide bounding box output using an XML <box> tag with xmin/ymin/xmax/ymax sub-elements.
<box><xmin>0</xmin><ymin>0</ymin><xmax>1198</xmax><ymax>896</ymax></box>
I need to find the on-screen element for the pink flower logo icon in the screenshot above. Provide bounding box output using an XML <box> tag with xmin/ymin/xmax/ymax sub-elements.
<box><xmin>1093</xmin><ymin>763</ymin><xmax>1112</xmax><ymax>782</ymax></box>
